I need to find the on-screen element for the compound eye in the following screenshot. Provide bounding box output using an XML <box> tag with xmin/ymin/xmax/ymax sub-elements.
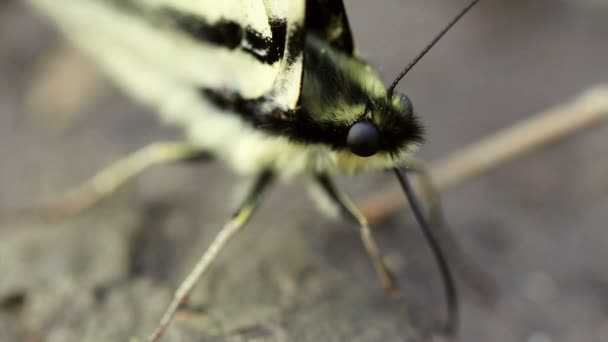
<box><xmin>347</xmin><ymin>121</ymin><xmax>380</xmax><ymax>157</ymax></box>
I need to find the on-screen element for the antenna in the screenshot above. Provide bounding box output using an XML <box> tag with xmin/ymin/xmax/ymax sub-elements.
<box><xmin>387</xmin><ymin>0</ymin><xmax>481</xmax><ymax>98</ymax></box>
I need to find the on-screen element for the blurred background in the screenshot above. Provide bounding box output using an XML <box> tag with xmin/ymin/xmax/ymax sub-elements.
<box><xmin>1</xmin><ymin>0</ymin><xmax>608</xmax><ymax>341</ymax></box>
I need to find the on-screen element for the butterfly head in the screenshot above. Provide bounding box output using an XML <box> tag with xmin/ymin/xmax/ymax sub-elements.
<box><xmin>346</xmin><ymin>92</ymin><xmax>422</xmax><ymax>158</ymax></box>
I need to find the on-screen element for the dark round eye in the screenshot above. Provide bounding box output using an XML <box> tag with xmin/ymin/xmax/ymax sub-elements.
<box><xmin>347</xmin><ymin>121</ymin><xmax>380</xmax><ymax>157</ymax></box>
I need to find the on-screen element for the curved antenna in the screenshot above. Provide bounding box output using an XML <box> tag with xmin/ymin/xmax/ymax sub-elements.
<box><xmin>387</xmin><ymin>0</ymin><xmax>481</xmax><ymax>98</ymax></box>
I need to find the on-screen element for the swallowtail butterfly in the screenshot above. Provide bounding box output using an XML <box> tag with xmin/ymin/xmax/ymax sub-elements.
<box><xmin>25</xmin><ymin>0</ymin><xmax>480</xmax><ymax>340</ymax></box>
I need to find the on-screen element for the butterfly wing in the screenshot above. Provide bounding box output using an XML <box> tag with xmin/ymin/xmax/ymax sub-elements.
<box><xmin>27</xmin><ymin>0</ymin><xmax>306</xmax><ymax>113</ymax></box>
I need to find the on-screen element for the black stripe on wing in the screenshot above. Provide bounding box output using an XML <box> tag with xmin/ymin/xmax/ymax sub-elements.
<box><xmin>164</xmin><ymin>9</ymin><xmax>287</xmax><ymax>65</ymax></box>
<box><xmin>200</xmin><ymin>87</ymin><xmax>423</xmax><ymax>154</ymax></box>
<box><xmin>306</xmin><ymin>0</ymin><xmax>354</xmax><ymax>55</ymax></box>
<box><xmin>106</xmin><ymin>0</ymin><xmax>288</xmax><ymax>65</ymax></box>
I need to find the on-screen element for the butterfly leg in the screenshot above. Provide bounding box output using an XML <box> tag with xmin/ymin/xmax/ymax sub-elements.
<box><xmin>315</xmin><ymin>174</ymin><xmax>399</xmax><ymax>297</ymax></box>
<box><xmin>28</xmin><ymin>141</ymin><xmax>209</xmax><ymax>219</ymax></box>
<box><xmin>149</xmin><ymin>171</ymin><xmax>274</xmax><ymax>342</ymax></box>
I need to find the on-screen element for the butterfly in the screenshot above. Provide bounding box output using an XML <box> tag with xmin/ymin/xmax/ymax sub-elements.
<box><xmin>25</xmin><ymin>0</ymin><xmax>480</xmax><ymax>340</ymax></box>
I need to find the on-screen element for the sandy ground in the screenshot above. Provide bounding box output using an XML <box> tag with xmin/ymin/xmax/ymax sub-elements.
<box><xmin>1</xmin><ymin>0</ymin><xmax>608</xmax><ymax>341</ymax></box>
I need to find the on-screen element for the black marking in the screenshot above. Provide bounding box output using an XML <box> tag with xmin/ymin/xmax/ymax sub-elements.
<box><xmin>200</xmin><ymin>85</ymin><xmax>423</xmax><ymax>155</ymax></box>
<box><xmin>306</xmin><ymin>0</ymin><xmax>355</xmax><ymax>54</ymax></box>
<box><xmin>104</xmin><ymin>1</ymin><xmax>288</xmax><ymax>65</ymax></box>
<box><xmin>171</xmin><ymin>15</ymin><xmax>241</xmax><ymax>48</ymax></box>
<box><xmin>163</xmin><ymin>9</ymin><xmax>287</xmax><ymax>65</ymax></box>
<box><xmin>285</xmin><ymin>23</ymin><xmax>306</xmax><ymax>66</ymax></box>
<box><xmin>266</xmin><ymin>19</ymin><xmax>288</xmax><ymax>64</ymax></box>
<box><xmin>1</xmin><ymin>292</ymin><xmax>26</xmax><ymax>312</ymax></box>
<box><xmin>183</xmin><ymin>151</ymin><xmax>214</xmax><ymax>163</ymax></box>
<box><xmin>201</xmin><ymin>87</ymin><xmax>348</xmax><ymax>149</ymax></box>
